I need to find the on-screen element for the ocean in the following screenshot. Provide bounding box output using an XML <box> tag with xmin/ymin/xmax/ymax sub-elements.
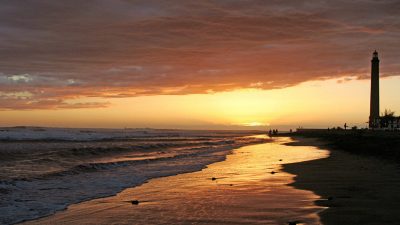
<box><xmin>0</xmin><ymin>127</ymin><xmax>266</xmax><ymax>224</ymax></box>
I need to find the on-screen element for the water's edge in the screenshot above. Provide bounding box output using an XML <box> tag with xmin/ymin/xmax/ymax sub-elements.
<box><xmin>21</xmin><ymin>136</ymin><xmax>331</xmax><ymax>225</ymax></box>
<box><xmin>8</xmin><ymin>139</ymin><xmax>268</xmax><ymax>225</ymax></box>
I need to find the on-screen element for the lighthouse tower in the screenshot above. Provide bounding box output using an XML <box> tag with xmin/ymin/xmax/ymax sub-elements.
<box><xmin>369</xmin><ymin>50</ymin><xmax>380</xmax><ymax>128</ymax></box>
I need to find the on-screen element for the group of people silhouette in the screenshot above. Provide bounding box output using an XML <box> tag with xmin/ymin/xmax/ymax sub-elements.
<box><xmin>268</xmin><ymin>129</ymin><xmax>279</xmax><ymax>136</ymax></box>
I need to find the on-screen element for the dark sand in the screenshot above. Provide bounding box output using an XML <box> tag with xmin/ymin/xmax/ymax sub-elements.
<box><xmin>284</xmin><ymin>137</ymin><xmax>400</xmax><ymax>225</ymax></box>
<box><xmin>21</xmin><ymin>137</ymin><xmax>328</xmax><ymax>225</ymax></box>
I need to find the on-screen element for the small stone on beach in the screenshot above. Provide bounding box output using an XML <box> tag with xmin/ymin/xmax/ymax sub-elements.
<box><xmin>211</xmin><ymin>177</ymin><xmax>217</xmax><ymax>181</ymax></box>
<box><xmin>271</xmin><ymin>171</ymin><xmax>276</xmax><ymax>174</ymax></box>
<box><xmin>130</xmin><ymin>200</ymin><xmax>140</xmax><ymax>205</ymax></box>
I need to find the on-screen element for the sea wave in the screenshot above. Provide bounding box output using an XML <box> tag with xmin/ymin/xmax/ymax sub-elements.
<box><xmin>0</xmin><ymin>133</ymin><xmax>268</xmax><ymax>225</ymax></box>
<box><xmin>0</xmin><ymin>127</ymin><xmax>264</xmax><ymax>141</ymax></box>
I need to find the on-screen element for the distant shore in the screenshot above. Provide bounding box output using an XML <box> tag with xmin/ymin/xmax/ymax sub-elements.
<box><xmin>284</xmin><ymin>136</ymin><xmax>400</xmax><ymax>225</ymax></box>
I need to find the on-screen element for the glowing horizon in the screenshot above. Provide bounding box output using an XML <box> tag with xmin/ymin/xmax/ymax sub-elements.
<box><xmin>1</xmin><ymin>76</ymin><xmax>399</xmax><ymax>130</ymax></box>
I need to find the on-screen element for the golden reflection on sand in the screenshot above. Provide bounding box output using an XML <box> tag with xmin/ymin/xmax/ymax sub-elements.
<box><xmin>23</xmin><ymin>137</ymin><xmax>329</xmax><ymax>225</ymax></box>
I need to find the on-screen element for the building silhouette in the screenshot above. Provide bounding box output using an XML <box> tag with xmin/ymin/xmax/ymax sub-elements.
<box><xmin>369</xmin><ymin>50</ymin><xmax>380</xmax><ymax>128</ymax></box>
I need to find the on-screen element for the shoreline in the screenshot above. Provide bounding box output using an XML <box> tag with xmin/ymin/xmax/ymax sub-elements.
<box><xmin>1</xmin><ymin>135</ymin><xmax>269</xmax><ymax>225</ymax></box>
<box><xmin>21</xmin><ymin>137</ymin><xmax>328</xmax><ymax>225</ymax></box>
<box><xmin>284</xmin><ymin>136</ymin><xmax>400</xmax><ymax>225</ymax></box>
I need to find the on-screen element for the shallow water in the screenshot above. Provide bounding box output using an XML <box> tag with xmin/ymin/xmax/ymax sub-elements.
<box><xmin>23</xmin><ymin>137</ymin><xmax>329</xmax><ymax>225</ymax></box>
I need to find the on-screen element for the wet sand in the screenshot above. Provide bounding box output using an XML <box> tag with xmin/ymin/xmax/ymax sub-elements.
<box><xmin>284</xmin><ymin>137</ymin><xmax>400</xmax><ymax>225</ymax></box>
<box><xmin>21</xmin><ymin>137</ymin><xmax>328</xmax><ymax>225</ymax></box>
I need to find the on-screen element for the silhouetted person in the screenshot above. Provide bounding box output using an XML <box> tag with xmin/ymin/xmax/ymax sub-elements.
<box><xmin>344</xmin><ymin>123</ymin><xmax>348</xmax><ymax>130</ymax></box>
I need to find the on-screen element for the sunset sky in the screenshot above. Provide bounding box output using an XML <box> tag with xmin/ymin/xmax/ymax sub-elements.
<box><xmin>1</xmin><ymin>1</ymin><xmax>400</xmax><ymax>129</ymax></box>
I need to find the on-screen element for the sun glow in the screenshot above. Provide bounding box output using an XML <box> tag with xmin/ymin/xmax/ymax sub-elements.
<box><xmin>239</xmin><ymin>122</ymin><xmax>267</xmax><ymax>127</ymax></box>
<box><xmin>1</xmin><ymin>77</ymin><xmax>400</xmax><ymax>129</ymax></box>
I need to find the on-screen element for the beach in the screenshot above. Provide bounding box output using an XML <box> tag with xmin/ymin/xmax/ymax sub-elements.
<box><xmin>285</xmin><ymin>137</ymin><xmax>400</xmax><ymax>225</ymax></box>
<box><xmin>21</xmin><ymin>137</ymin><xmax>328</xmax><ymax>225</ymax></box>
<box><xmin>6</xmin><ymin>135</ymin><xmax>400</xmax><ymax>225</ymax></box>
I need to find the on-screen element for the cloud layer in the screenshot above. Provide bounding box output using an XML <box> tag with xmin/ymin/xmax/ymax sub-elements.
<box><xmin>1</xmin><ymin>0</ymin><xmax>400</xmax><ymax>109</ymax></box>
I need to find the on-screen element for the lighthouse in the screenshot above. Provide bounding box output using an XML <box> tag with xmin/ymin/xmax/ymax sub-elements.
<box><xmin>369</xmin><ymin>50</ymin><xmax>380</xmax><ymax>128</ymax></box>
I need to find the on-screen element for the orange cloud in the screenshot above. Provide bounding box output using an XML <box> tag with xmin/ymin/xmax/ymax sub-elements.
<box><xmin>1</xmin><ymin>0</ymin><xmax>400</xmax><ymax>109</ymax></box>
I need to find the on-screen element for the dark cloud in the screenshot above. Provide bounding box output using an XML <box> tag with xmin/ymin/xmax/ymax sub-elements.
<box><xmin>1</xmin><ymin>0</ymin><xmax>400</xmax><ymax>109</ymax></box>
